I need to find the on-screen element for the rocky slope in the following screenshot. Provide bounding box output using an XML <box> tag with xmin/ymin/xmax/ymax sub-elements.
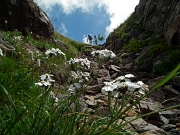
<box><xmin>104</xmin><ymin>0</ymin><xmax>180</xmax><ymax>48</ymax></box>
<box><xmin>102</xmin><ymin>0</ymin><xmax>180</xmax><ymax>76</ymax></box>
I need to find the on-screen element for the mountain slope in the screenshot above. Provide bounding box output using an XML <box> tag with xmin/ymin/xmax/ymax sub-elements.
<box><xmin>102</xmin><ymin>0</ymin><xmax>180</xmax><ymax>75</ymax></box>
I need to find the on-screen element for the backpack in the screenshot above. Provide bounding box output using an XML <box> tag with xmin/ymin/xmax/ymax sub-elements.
<box><xmin>88</xmin><ymin>35</ymin><xmax>92</xmax><ymax>40</ymax></box>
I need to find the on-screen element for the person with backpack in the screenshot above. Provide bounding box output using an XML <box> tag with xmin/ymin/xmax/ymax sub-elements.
<box><xmin>87</xmin><ymin>35</ymin><xmax>92</xmax><ymax>45</ymax></box>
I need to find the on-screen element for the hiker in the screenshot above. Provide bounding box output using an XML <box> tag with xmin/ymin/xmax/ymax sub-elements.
<box><xmin>87</xmin><ymin>35</ymin><xmax>92</xmax><ymax>45</ymax></box>
<box><xmin>94</xmin><ymin>35</ymin><xmax>98</xmax><ymax>45</ymax></box>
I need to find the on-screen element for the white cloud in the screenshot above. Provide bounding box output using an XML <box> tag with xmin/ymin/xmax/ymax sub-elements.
<box><xmin>35</xmin><ymin>0</ymin><xmax>97</xmax><ymax>14</ymax></box>
<box><xmin>98</xmin><ymin>0</ymin><xmax>139</xmax><ymax>35</ymax></box>
<box><xmin>60</xmin><ymin>23</ymin><xmax>68</xmax><ymax>35</ymax></box>
<box><xmin>35</xmin><ymin>0</ymin><xmax>139</xmax><ymax>36</ymax></box>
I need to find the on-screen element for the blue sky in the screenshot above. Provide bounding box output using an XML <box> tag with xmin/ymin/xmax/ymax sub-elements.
<box><xmin>35</xmin><ymin>0</ymin><xmax>139</xmax><ymax>44</ymax></box>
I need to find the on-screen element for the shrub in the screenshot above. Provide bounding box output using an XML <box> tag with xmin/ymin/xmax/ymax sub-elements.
<box><xmin>169</xmin><ymin>48</ymin><xmax>180</xmax><ymax>65</ymax></box>
<box><xmin>154</xmin><ymin>60</ymin><xmax>170</xmax><ymax>75</ymax></box>
<box><xmin>147</xmin><ymin>43</ymin><xmax>166</xmax><ymax>57</ymax></box>
<box><xmin>127</xmin><ymin>38</ymin><xmax>141</xmax><ymax>53</ymax></box>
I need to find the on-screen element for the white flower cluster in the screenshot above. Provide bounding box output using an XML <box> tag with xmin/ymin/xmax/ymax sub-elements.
<box><xmin>91</xmin><ymin>49</ymin><xmax>116</xmax><ymax>59</ymax></box>
<box><xmin>101</xmin><ymin>74</ymin><xmax>149</xmax><ymax>98</ymax></box>
<box><xmin>45</xmin><ymin>48</ymin><xmax>66</xmax><ymax>62</ymax></box>
<box><xmin>35</xmin><ymin>73</ymin><xmax>55</xmax><ymax>87</ymax></box>
<box><xmin>0</xmin><ymin>48</ymin><xmax>3</xmax><ymax>56</ymax></box>
<box><xmin>68</xmin><ymin>70</ymin><xmax>90</xmax><ymax>94</ymax></box>
<box><xmin>45</xmin><ymin>48</ymin><xmax>65</xmax><ymax>56</ymax></box>
<box><xmin>67</xmin><ymin>58</ymin><xmax>91</xmax><ymax>69</ymax></box>
<box><xmin>68</xmin><ymin>83</ymin><xmax>82</xmax><ymax>94</ymax></box>
<box><xmin>14</xmin><ymin>36</ymin><xmax>22</xmax><ymax>41</ymax></box>
<box><xmin>50</xmin><ymin>91</ymin><xmax>59</xmax><ymax>106</ymax></box>
<box><xmin>27</xmin><ymin>49</ymin><xmax>41</xmax><ymax>66</ymax></box>
<box><xmin>70</xmin><ymin>70</ymin><xmax>90</xmax><ymax>83</ymax></box>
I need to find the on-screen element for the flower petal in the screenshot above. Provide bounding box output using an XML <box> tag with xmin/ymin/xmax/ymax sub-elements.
<box><xmin>125</xmin><ymin>74</ymin><xmax>134</xmax><ymax>78</ymax></box>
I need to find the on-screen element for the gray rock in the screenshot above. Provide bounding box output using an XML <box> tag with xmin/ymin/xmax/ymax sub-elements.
<box><xmin>139</xmin><ymin>129</ymin><xmax>169</xmax><ymax>135</ymax></box>
<box><xmin>86</xmin><ymin>84</ymin><xmax>104</xmax><ymax>94</ymax></box>
<box><xmin>160</xmin><ymin>110</ymin><xmax>178</xmax><ymax>119</ymax></box>
<box><xmin>125</xmin><ymin>117</ymin><xmax>168</xmax><ymax>134</ymax></box>
<box><xmin>163</xmin><ymin>85</ymin><xmax>180</xmax><ymax>95</ymax></box>
<box><xmin>92</xmin><ymin>68</ymin><xmax>110</xmax><ymax>78</ymax></box>
<box><xmin>110</xmin><ymin>65</ymin><xmax>121</xmax><ymax>72</ymax></box>
<box><xmin>160</xmin><ymin>114</ymin><xmax>169</xmax><ymax>125</ymax></box>
<box><xmin>0</xmin><ymin>39</ymin><xmax>15</xmax><ymax>52</ymax></box>
<box><xmin>124</xmin><ymin>63</ymin><xmax>134</xmax><ymax>71</ymax></box>
<box><xmin>161</xmin><ymin>124</ymin><xmax>176</xmax><ymax>131</ymax></box>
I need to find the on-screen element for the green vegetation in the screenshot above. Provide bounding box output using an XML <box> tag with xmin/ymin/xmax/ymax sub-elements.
<box><xmin>126</xmin><ymin>38</ymin><xmax>141</xmax><ymax>53</ymax></box>
<box><xmin>113</xmin><ymin>13</ymin><xmax>142</xmax><ymax>40</ymax></box>
<box><xmin>93</xmin><ymin>33</ymin><xmax>105</xmax><ymax>45</ymax></box>
<box><xmin>0</xmin><ymin>30</ymin><xmax>180</xmax><ymax>135</ymax></box>
<box><xmin>110</xmin><ymin>11</ymin><xmax>179</xmax><ymax>76</ymax></box>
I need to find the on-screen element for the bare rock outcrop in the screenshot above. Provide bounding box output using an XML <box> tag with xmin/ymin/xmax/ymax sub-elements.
<box><xmin>0</xmin><ymin>0</ymin><xmax>54</xmax><ymax>39</ymax></box>
<box><xmin>102</xmin><ymin>0</ymin><xmax>180</xmax><ymax>52</ymax></box>
<box><xmin>143</xmin><ymin>0</ymin><xmax>180</xmax><ymax>46</ymax></box>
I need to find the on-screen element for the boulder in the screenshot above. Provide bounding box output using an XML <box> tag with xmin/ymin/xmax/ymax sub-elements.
<box><xmin>0</xmin><ymin>0</ymin><xmax>54</xmax><ymax>39</ymax></box>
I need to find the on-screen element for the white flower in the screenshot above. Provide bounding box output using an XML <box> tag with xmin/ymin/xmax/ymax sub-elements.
<box><xmin>14</xmin><ymin>36</ymin><xmax>21</xmax><ymax>41</ymax></box>
<box><xmin>67</xmin><ymin>58</ymin><xmax>91</xmax><ymax>69</ymax></box>
<box><xmin>49</xmin><ymin>91</ymin><xmax>59</xmax><ymax>106</ymax></box>
<box><xmin>68</xmin><ymin>83</ymin><xmax>82</xmax><ymax>94</ymax></box>
<box><xmin>45</xmin><ymin>49</ymin><xmax>53</xmax><ymax>55</ymax></box>
<box><xmin>55</xmin><ymin>97</ymin><xmax>59</xmax><ymax>103</ymax></box>
<box><xmin>116</xmin><ymin>76</ymin><xmax>125</xmax><ymax>81</ymax></box>
<box><xmin>91</xmin><ymin>49</ymin><xmax>116</xmax><ymax>59</ymax></box>
<box><xmin>74</xmin><ymin>83</ymin><xmax>82</xmax><ymax>89</ymax></box>
<box><xmin>139</xmin><ymin>89</ymin><xmax>145</xmax><ymax>95</ymax></box>
<box><xmin>101</xmin><ymin>81</ymin><xmax>117</xmax><ymax>93</ymax></box>
<box><xmin>36</xmin><ymin>51</ymin><xmax>40</xmax><ymax>56</ymax></box>
<box><xmin>101</xmin><ymin>73</ymin><xmax>149</xmax><ymax>95</ymax></box>
<box><xmin>70</xmin><ymin>70</ymin><xmax>90</xmax><ymax>83</ymax></box>
<box><xmin>0</xmin><ymin>48</ymin><xmax>3</xmax><ymax>56</ymax></box>
<box><xmin>50</xmin><ymin>91</ymin><xmax>56</xmax><ymax>98</ymax></box>
<box><xmin>27</xmin><ymin>50</ymin><xmax>34</xmax><ymax>61</ymax></box>
<box><xmin>34</xmin><ymin>82</ymin><xmax>43</xmax><ymax>86</ymax></box>
<box><xmin>125</xmin><ymin>74</ymin><xmax>134</xmax><ymax>78</ymax></box>
<box><xmin>37</xmin><ymin>59</ymin><xmax>41</xmax><ymax>67</ymax></box>
<box><xmin>45</xmin><ymin>48</ymin><xmax>66</xmax><ymax>60</ymax></box>
<box><xmin>118</xmin><ymin>82</ymin><xmax>127</xmax><ymax>89</ymax></box>
<box><xmin>137</xmin><ymin>81</ymin><xmax>144</xmax><ymax>86</ymax></box>
<box><xmin>68</xmin><ymin>84</ymin><xmax>76</xmax><ymax>92</ymax></box>
<box><xmin>125</xmin><ymin>82</ymin><xmax>140</xmax><ymax>91</ymax></box>
<box><xmin>35</xmin><ymin>73</ymin><xmax>55</xmax><ymax>87</ymax></box>
<box><xmin>112</xmin><ymin>91</ymin><xmax>119</xmax><ymax>98</ymax></box>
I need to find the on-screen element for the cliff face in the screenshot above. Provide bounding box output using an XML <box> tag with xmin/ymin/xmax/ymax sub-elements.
<box><xmin>0</xmin><ymin>0</ymin><xmax>54</xmax><ymax>39</ymax></box>
<box><xmin>102</xmin><ymin>0</ymin><xmax>180</xmax><ymax>75</ymax></box>
<box><xmin>142</xmin><ymin>0</ymin><xmax>180</xmax><ymax>46</ymax></box>
<box><xmin>103</xmin><ymin>0</ymin><xmax>180</xmax><ymax>51</ymax></box>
